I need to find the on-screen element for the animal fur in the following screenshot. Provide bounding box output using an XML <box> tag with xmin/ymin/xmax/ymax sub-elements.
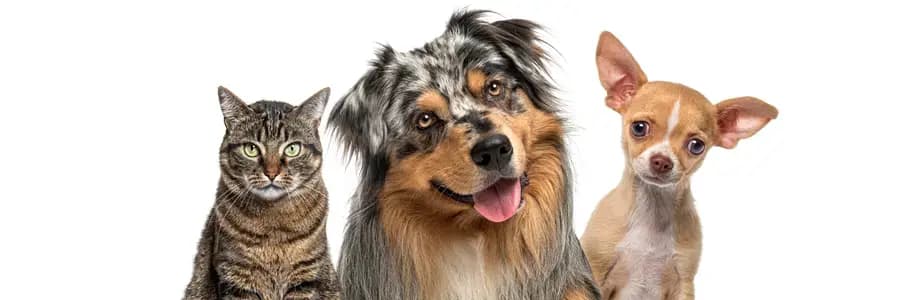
<box><xmin>183</xmin><ymin>87</ymin><xmax>339</xmax><ymax>300</ymax></box>
<box><xmin>581</xmin><ymin>32</ymin><xmax>778</xmax><ymax>300</ymax></box>
<box><xmin>329</xmin><ymin>10</ymin><xmax>600</xmax><ymax>300</ymax></box>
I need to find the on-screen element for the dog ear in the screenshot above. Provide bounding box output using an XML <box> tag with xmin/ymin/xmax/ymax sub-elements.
<box><xmin>714</xmin><ymin>97</ymin><xmax>778</xmax><ymax>149</ymax></box>
<box><xmin>290</xmin><ymin>87</ymin><xmax>330</xmax><ymax>129</ymax></box>
<box><xmin>217</xmin><ymin>86</ymin><xmax>254</xmax><ymax>130</ymax></box>
<box><xmin>596</xmin><ymin>31</ymin><xmax>647</xmax><ymax>113</ymax></box>
<box><xmin>489</xmin><ymin>18</ymin><xmax>559</xmax><ymax>112</ymax></box>
<box><xmin>492</xmin><ymin>19</ymin><xmax>544</xmax><ymax>59</ymax></box>
<box><xmin>328</xmin><ymin>46</ymin><xmax>395</xmax><ymax>159</ymax></box>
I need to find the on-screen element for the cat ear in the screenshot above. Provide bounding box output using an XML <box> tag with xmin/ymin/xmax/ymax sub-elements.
<box><xmin>218</xmin><ymin>86</ymin><xmax>253</xmax><ymax>129</ymax></box>
<box><xmin>290</xmin><ymin>87</ymin><xmax>330</xmax><ymax>127</ymax></box>
<box><xmin>596</xmin><ymin>31</ymin><xmax>647</xmax><ymax>113</ymax></box>
<box><xmin>714</xmin><ymin>97</ymin><xmax>779</xmax><ymax>149</ymax></box>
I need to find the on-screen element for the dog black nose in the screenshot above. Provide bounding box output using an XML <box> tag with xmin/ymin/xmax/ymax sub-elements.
<box><xmin>471</xmin><ymin>134</ymin><xmax>513</xmax><ymax>171</ymax></box>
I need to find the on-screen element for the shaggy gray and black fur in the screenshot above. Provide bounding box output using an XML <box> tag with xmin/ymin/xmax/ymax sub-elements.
<box><xmin>328</xmin><ymin>10</ymin><xmax>601</xmax><ymax>300</ymax></box>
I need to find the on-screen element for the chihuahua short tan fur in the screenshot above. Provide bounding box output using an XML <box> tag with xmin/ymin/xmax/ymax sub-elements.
<box><xmin>580</xmin><ymin>32</ymin><xmax>778</xmax><ymax>300</ymax></box>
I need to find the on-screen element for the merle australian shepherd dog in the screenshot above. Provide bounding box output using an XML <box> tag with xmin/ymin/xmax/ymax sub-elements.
<box><xmin>328</xmin><ymin>10</ymin><xmax>601</xmax><ymax>300</ymax></box>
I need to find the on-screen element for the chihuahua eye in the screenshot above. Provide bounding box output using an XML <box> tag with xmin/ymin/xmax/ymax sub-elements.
<box><xmin>487</xmin><ymin>80</ymin><xmax>504</xmax><ymax>97</ymax></box>
<box><xmin>687</xmin><ymin>138</ymin><xmax>706</xmax><ymax>155</ymax></box>
<box><xmin>415</xmin><ymin>112</ymin><xmax>437</xmax><ymax>130</ymax></box>
<box><xmin>630</xmin><ymin>121</ymin><xmax>649</xmax><ymax>138</ymax></box>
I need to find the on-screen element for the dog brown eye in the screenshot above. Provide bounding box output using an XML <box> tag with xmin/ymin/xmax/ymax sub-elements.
<box><xmin>687</xmin><ymin>138</ymin><xmax>706</xmax><ymax>155</ymax></box>
<box><xmin>630</xmin><ymin>121</ymin><xmax>649</xmax><ymax>138</ymax></box>
<box><xmin>487</xmin><ymin>80</ymin><xmax>503</xmax><ymax>97</ymax></box>
<box><xmin>416</xmin><ymin>112</ymin><xmax>437</xmax><ymax>130</ymax></box>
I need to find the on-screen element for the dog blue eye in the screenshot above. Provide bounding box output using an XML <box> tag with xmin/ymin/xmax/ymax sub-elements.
<box><xmin>687</xmin><ymin>138</ymin><xmax>705</xmax><ymax>155</ymax></box>
<box><xmin>630</xmin><ymin>121</ymin><xmax>649</xmax><ymax>138</ymax></box>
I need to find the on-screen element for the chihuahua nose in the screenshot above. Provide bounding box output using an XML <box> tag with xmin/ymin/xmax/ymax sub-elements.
<box><xmin>471</xmin><ymin>134</ymin><xmax>513</xmax><ymax>171</ymax></box>
<box><xmin>650</xmin><ymin>154</ymin><xmax>674</xmax><ymax>175</ymax></box>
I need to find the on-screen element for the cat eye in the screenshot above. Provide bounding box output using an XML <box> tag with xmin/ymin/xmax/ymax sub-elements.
<box><xmin>416</xmin><ymin>112</ymin><xmax>437</xmax><ymax>130</ymax></box>
<box><xmin>284</xmin><ymin>143</ymin><xmax>303</xmax><ymax>157</ymax></box>
<box><xmin>487</xmin><ymin>80</ymin><xmax>503</xmax><ymax>97</ymax></box>
<box><xmin>630</xmin><ymin>121</ymin><xmax>649</xmax><ymax>138</ymax></box>
<box><xmin>242</xmin><ymin>143</ymin><xmax>260</xmax><ymax>158</ymax></box>
<box><xmin>687</xmin><ymin>138</ymin><xmax>706</xmax><ymax>155</ymax></box>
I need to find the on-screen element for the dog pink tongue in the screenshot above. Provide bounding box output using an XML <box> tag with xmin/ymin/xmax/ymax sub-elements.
<box><xmin>473</xmin><ymin>178</ymin><xmax>521</xmax><ymax>223</ymax></box>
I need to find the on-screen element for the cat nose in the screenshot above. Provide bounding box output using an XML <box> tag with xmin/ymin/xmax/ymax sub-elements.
<box><xmin>264</xmin><ymin>159</ymin><xmax>281</xmax><ymax>180</ymax></box>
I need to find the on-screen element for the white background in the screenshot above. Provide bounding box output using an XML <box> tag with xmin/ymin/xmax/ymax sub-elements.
<box><xmin>1</xmin><ymin>1</ymin><xmax>898</xmax><ymax>299</ymax></box>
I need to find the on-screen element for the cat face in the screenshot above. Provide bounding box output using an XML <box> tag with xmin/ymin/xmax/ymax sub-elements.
<box><xmin>217</xmin><ymin>86</ymin><xmax>329</xmax><ymax>202</ymax></box>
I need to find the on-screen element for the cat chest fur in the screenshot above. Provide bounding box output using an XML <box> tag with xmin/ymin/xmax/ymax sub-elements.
<box><xmin>215</xmin><ymin>235</ymin><xmax>329</xmax><ymax>294</ymax></box>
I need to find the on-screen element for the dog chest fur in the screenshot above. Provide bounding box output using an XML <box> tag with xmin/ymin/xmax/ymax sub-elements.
<box><xmin>427</xmin><ymin>236</ymin><xmax>509</xmax><ymax>300</ymax></box>
<box><xmin>614</xmin><ymin>183</ymin><xmax>676</xmax><ymax>299</ymax></box>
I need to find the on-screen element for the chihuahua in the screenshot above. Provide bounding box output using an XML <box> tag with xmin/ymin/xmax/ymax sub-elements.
<box><xmin>580</xmin><ymin>32</ymin><xmax>778</xmax><ymax>300</ymax></box>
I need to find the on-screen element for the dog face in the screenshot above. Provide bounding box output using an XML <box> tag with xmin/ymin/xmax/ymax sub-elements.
<box><xmin>330</xmin><ymin>11</ymin><xmax>560</xmax><ymax>223</ymax></box>
<box><xmin>619</xmin><ymin>83</ymin><xmax>719</xmax><ymax>186</ymax></box>
<box><xmin>595</xmin><ymin>31</ymin><xmax>778</xmax><ymax>187</ymax></box>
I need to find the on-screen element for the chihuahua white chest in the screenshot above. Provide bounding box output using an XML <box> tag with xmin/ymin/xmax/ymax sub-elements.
<box><xmin>615</xmin><ymin>185</ymin><xmax>676</xmax><ymax>299</ymax></box>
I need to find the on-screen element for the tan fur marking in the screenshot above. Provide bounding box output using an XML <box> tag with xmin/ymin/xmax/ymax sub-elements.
<box><xmin>467</xmin><ymin>69</ymin><xmax>487</xmax><ymax>98</ymax></box>
<box><xmin>417</xmin><ymin>90</ymin><xmax>451</xmax><ymax>120</ymax></box>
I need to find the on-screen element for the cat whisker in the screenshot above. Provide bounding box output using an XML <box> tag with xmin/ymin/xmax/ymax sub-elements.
<box><xmin>186</xmin><ymin>88</ymin><xmax>337</xmax><ymax>298</ymax></box>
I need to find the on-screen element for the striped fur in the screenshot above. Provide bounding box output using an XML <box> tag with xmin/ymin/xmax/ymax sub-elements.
<box><xmin>183</xmin><ymin>87</ymin><xmax>339</xmax><ymax>300</ymax></box>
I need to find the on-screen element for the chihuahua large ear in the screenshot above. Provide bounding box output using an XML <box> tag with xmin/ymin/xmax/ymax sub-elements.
<box><xmin>715</xmin><ymin>97</ymin><xmax>779</xmax><ymax>149</ymax></box>
<box><xmin>218</xmin><ymin>86</ymin><xmax>254</xmax><ymax>129</ymax></box>
<box><xmin>290</xmin><ymin>87</ymin><xmax>330</xmax><ymax>128</ymax></box>
<box><xmin>596</xmin><ymin>31</ymin><xmax>647</xmax><ymax>113</ymax></box>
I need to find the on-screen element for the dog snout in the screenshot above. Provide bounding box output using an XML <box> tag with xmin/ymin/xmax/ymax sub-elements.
<box><xmin>650</xmin><ymin>154</ymin><xmax>673</xmax><ymax>175</ymax></box>
<box><xmin>470</xmin><ymin>134</ymin><xmax>512</xmax><ymax>171</ymax></box>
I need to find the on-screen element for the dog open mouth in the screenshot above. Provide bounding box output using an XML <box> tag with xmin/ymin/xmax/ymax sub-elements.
<box><xmin>431</xmin><ymin>174</ymin><xmax>529</xmax><ymax>223</ymax></box>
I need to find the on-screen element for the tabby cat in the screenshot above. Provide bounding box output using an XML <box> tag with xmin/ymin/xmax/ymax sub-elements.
<box><xmin>183</xmin><ymin>86</ymin><xmax>339</xmax><ymax>300</ymax></box>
